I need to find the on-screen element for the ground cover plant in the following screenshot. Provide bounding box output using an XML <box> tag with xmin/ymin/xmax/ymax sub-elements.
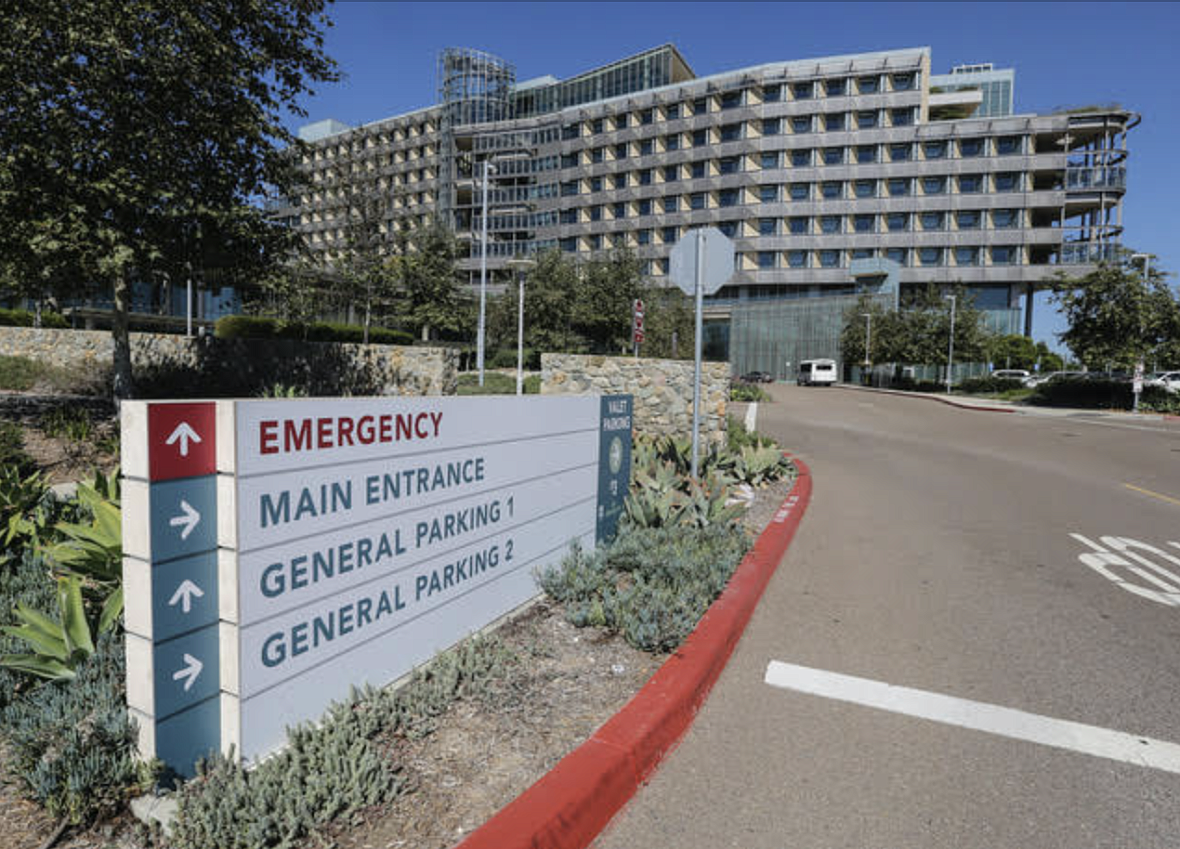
<box><xmin>730</xmin><ymin>382</ymin><xmax>771</xmax><ymax>403</ymax></box>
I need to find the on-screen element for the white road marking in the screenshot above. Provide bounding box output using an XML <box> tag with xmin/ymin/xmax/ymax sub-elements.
<box><xmin>765</xmin><ymin>660</ymin><xmax>1180</xmax><ymax>774</ymax></box>
<box><xmin>744</xmin><ymin>401</ymin><xmax>758</xmax><ymax>433</ymax></box>
<box><xmin>1071</xmin><ymin>533</ymin><xmax>1180</xmax><ymax>607</ymax></box>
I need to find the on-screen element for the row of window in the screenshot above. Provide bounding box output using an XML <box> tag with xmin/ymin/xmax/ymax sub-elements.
<box><xmin>573</xmin><ymin>73</ymin><xmax>922</xmax><ymax>135</ymax></box>
<box><xmin>750</xmin><ymin>245</ymin><xmax>1022</xmax><ymax>269</ymax></box>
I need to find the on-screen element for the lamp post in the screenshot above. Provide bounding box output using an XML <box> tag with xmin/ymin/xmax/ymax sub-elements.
<box><xmin>944</xmin><ymin>294</ymin><xmax>956</xmax><ymax>394</ymax></box>
<box><xmin>477</xmin><ymin>159</ymin><xmax>496</xmax><ymax>387</ymax></box>
<box><xmin>1130</xmin><ymin>252</ymin><xmax>1153</xmax><ymax>413</ymax></box>
<box><xmin>506</xmin><ymin>257</ymin><xmax>536</xmax><ymax>395</ymax></box>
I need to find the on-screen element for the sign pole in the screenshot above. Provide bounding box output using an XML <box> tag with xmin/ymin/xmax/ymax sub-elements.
<box><xmin>691</xmin><ymin>232</ymin><xmax>704</xmax><ymax>480</ymax></box>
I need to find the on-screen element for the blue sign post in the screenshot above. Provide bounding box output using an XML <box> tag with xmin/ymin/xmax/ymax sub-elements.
<box><xmin>596</xmin><ymin>395</ymin><xmax>633</xmax><ymax>543</ymax></box>
<box><xmin>122</xmin><ymin>402</ymin><xmax>222</xmax><ymax>777</ymax></box>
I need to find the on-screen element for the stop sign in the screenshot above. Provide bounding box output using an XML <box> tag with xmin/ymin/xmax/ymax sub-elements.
<box><xmin>669</xmin><ymin>228</ymin><xmax>735</xmax><ymax>297</ymax></box>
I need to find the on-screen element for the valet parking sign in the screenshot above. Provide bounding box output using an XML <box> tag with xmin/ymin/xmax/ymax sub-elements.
<box><xmin>122</xmin><ymin>394</ymin><xmax>632</xmax><ymax>773</ymax></box>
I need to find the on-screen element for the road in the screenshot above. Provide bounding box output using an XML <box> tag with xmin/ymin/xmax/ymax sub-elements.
<box><xmin>596</xmin><ymin>386</ymin><xmax>1180</xmax><ymax>848</ymax></box>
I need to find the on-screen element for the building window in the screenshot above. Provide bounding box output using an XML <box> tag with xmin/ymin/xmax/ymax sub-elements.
<box><xmin>763</xmin><ymin>118</ymin><xmax>781</xmax><ymax>136</ymax></box>
<box><xmin>993</xmin><ymin>208</ymin><xmax>1019</xmax><ymax>228</ymax></box>
<box><xmin>923</xmin><ymin>176</ymin><xmax>947</xmax><ymax>195</ymax></box>
<box><xmin>791</xmin><ymin>149</ymin><xmax>812</xmax><ymax>167</ymax></box>
<box><xmin>691</xmin><ymin>161</ymin><xmax>706</xmax><ymax>178</ymax></box>
<box><xmin>562</xmin><ymin>123</ymin><xmax>579</xmax><ymax>140</ymax></box>
<box><xmin>693</xmin><ymin>96</ymin><xmax>708</xmax><ymax>115</ymax></box>
<box><xmin>959</xmin><ymin>174</ymin><xmax>983</xmax><ymax>193</ymax></box>
<box><xmin>663</xmin><ymin>226</ymin><xmax>677</xmax><ymax>242</ymax></box>
<box><xmin>637</xmin><ymin>229</ymin><xmax>652</xmax><ymax>245</ymax></box>
<box><xmin>590</xmin><ymin>176</ymin><xmax>603</xmax><ymax>192</ymax></box>
<box><xmin>856</xmin><ymin>145</ymin><xmax>877</xmax><ymax>164</ymax></box>
<box><xmin>789</xmin><ymin>216</ymin><xmax>809</xmax><ymax>234</ymax></box>
<box><xmin>592</xmin><ymin>119</ymin><xmax>604</xmax><ymax>134</ymax></box>
<box><xmin>827</xmin><ymin>78</ymin><xmax>847</xmax><ymax>97</ymax></box>
<box><xmin>823</xmin><ymin>147</ymin><xmax>843</xmax><ymax>165</ymax></box>
<box><xmin>690</xmin><ymin>192</ymin><xmax>706</xmax><ymax>210</ymax></box>
<box><xmin>719</xmin><ymin>156</ymin><xmax>741</xmax><ymax>175</ymax></box>
<box><xmin>854</xmin><ymin>179</ymin><xmax>876</xmax><ymax>198</ymax></box>
<box><xmin>919</xmin><ymin>247</ymin><xmax>943</xmax><ymax>266</ymax></box>
<box><xmin>614</xmin><ymin>173</ymin><xmax>627</xmax><ymax>189</ymax></box>
<box><xmin>820</xmin><ymin>215</ymin><xmax>841</xmax><ymax>234</ymax></box>
<box><xmin>663</xmin><ymin>196</ymin><xmax>679</xmax><ymax>213</ymax></box>
<box><xmin>793</xmin><ymin>81</ymin><xmax>814</xmax><ymax>100</ymax></box>
<box><xmin>589</xmin><ymin>234</ymin><xmax>602</xmax><ymax>249</ymax></box>
<box><xmin>853</xmin><ymin>214</ymin><xmax>875</xmax><ymax>233</ymax></box>
<box><xmin>891</xmin><ymin>108</ymin><xmax>914</xmax><ymax>126</ymax></box>
<box><xmin>761</xmin><ymin>151</ymin><xmax>779</xmax><ymax>169</ymax></box>
<box><xmin>825</xmin><ymin>113</ymin><xmax>846</xmax><ymax>132</ymax></box>
<box><xmin>666</xmin><ymin>134</ymin><xmax>681</xmax><ymax>151</ymax></box>
<box><xmin>960</xmin><ymin>138</ymin><xmax>985</xmax><ymax>157</ymax></box>
<box><xmin>638</xmin><ymin>199</ymin><xmax>653</xmax><ymax>216</ymax></box>
<box><xmin>857</xmin><ymin>76</ymin><xmax>880</xmax><ymax>94</ymax></box>
<box><xmin>560</xmin><ymin>237</ymin><xmax>577</xmax><ymax>252</ymax></box>
<box><xmin>693</xmin><ymin>129</ymin><xmax>708</xmax><ymax>147</ymax></box>
<box><xmin>996</xmin><ymin>136</ymin><xmax>1022</xmax><ymax>156</ymax></box>
<box><xmin>616</xmin><ymin>113</ymin><xmax>629</xmax><ymax>130</ymax></box>
<box><xmin>821</xmin><ymin>181</ymin><xmax>842</xmax><ymax>199</ymax></box>
<box><xmin>851</xmin><ymin>248</ymin><xmax>875</xmax><ymax>260</ymax></box>
<box><xmin>662</xmin><ymin>165</ymin><xmax>678</xmax><ymax>182</ymax></box>
<box><xmin>857</xmin><ymin>110</ymin><xmax>878</xmax><ymax>129</ymax></box>
<box><xmin>640</xmin><ymin>108</ymin><xmax>654</xmax><ymax>125</ymax></box>
<box><xmin>760</xmin><ymin>185</ymin><xmax>779</xmax><ymax>203</ymax></box>
<box><xmin>924</xmin><ymin>141</ymin><xmax>947</xmax><ymax>160</ymax></box>
<box><xmin>992</xmin><ymin>245</ymin><xmax>1018</xmax><ymax>265</ymax></box>
<box><xmin>614</xmin><ymin>143</ymin><xmax>628</xmax><ymax>160</ymax></box>
<box><xmin>820</xmin><ymin>249</ymin><xmax>840</xmax><ymax>268</ymax></box>
<box><xmin>789</xmin><ymin>183</ymin><xmax>810</xmax><ymax>201</ymax></box>
<box><xmin>718</xmin><ymin>221</ymin><xmax>739</xmax><ymax>238</ymax></box>
<box><xmin>885</xmin><ymin>247</ymin><xmax>908</xmax><ymax>265</ymax></box>
<box><xmin>720</xmin><ymin>90</ymin><xmax>743</xmax><ymax>109</ymax></box>
<box><xmin>720</xmin><ymin>123</ymin><xmax>743</xmax><ymax>142</ymax></box>
<box><xmin>561</xmin><ymin>180</ymin><xmax>578</xmax><ymax>197</ymax></box>
<box><xmin>787</xmin><ymin>250</ymin><xmax>808</xmax><ymax>268</ymax></box>
<box><xmin>887</xmin><ymin>178</ymin><xmax>910</xmax><ymax>196</ymax></box>
<box><xmin>665</xmin><ymin>103</ymin><xmax>681</xmax><ymax>120</ymax></box>
<box><xmin>995</xmin><ymin>172</ymin><xmax>1021</xmax><ymax>192</ymax></box>
<box><xmin>886</xmin><ymin>212</ymin><xmax>909</xmax><ymax>232</ymax></box>
<box><xmin>758</xmin><ymin>218</ymin><xmax>777</xmax><ymax>235</ymax></box>
<box><xmin>719</xmin><ymin>189</ymin><xmax>740</xmax><ymax>207</ymax></box>
<box><xmin>890</xmin><ymin>143</ymin><xmax>912</xmax><ymax>162</ymax></box>
<box><xmin>763</xmin><ymin>84</ymin><xmax>782</xmax><ymax>103</ymax></box>
<box><xmin>560</xmin><ymin>209</ymin><xmax>577</xmax><ymax>224</ymax></box>
<box><xmin>791</xmin><ymin>115</ymin><xmax>813</xmax><ymax>134</ymax></box>
<box><xmin>892</xmin><ymin>73</ymin><xmax>916</xmax><ymax>91</ymax></box>
<box><xmin>757</xmin><ymin>250</ymin><xmax>776</xmax><ymax>269</ymax></box>
<box><xmin>613</xmin><ymin>202</ymin><xmax>626</xmax><ymax>219</ymax></box>
<box><xmin>956</xmin><ymin>210</ymin><xmax>981</xmax><ymax>229</ymax></box>
<box><xmin>638</xmin><ymin>169</ymin><xmax>653</xmax><ymax>185</ymax></box>
<box><xmin>639</xmin><ymin>139</ymin><xmax>654</xmax><ymax>156</ymax></box>
<box><xmin>591</xmin><ymin>147</ymin><xmax>605</xmax><ymax>164</ymax></box>
<box><xmin>955</xmin><ymin>247</ymin><xmax>980</xmax><ymax>266</ymax></box>
<box><xmin>920</xmin><ymin>211</ymin><xmax>945</xmax><ymax>230</ymax></box>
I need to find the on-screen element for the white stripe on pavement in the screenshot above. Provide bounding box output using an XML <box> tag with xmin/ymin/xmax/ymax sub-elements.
<box><xmin>765</xmin><ymin>661</ymin><xmax>1180</xmax><ymax>774</ymax></box>
<box><xmin>744</xmin><ymin>401</ymin><xmax>758</xmax><ymax>433</ymax></box>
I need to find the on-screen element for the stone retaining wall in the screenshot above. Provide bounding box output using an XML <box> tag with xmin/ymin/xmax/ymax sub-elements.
<box><xmin>0</xmin><ymin>327</ymin><xmax>457</xmax><ymax>397</ymax></box>
<box><xmin>541</xmin><ymin>353</ymin><xmax>729</xmax><ymax>444</ymax></box>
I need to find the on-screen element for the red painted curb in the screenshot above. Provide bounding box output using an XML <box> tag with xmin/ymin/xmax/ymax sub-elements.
<box><xmin>457</xmin><ymin>460</ymin><xmax>813</xmax><ymax>849</ymax></box>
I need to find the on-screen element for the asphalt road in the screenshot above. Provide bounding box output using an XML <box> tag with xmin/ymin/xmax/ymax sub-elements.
<box><xmin>596</xmin><ymin>386</ymin><xmax>1180</xmax><ymax>849</ymax></box>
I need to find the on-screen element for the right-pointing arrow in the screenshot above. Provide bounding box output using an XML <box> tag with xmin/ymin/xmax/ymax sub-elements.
<box><xmin>172</xmin><ymin>653</ymin><xmax>203</xmax><ymax>692</ymax></box>
<box><xmin>168</xmin><ymin>579</ymin><xmax>205</xmax><ymax>614</ymax></box>
<box><xmin>169</xmin><ymin>500</ymin><xmax>201</xmax><ymax>541</ymax></box>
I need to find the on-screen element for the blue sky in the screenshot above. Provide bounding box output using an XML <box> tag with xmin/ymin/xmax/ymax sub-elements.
<box><xmin>290</xmin><ymin>1</ymin><xmax>1180</xmax><ymax>353</ymax></box>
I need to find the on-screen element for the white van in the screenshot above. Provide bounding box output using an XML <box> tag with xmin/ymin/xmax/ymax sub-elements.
<box><xmin>798</xmin><ymin>358</ymin><xmax>838</xmax><ymax>386</ymax></box>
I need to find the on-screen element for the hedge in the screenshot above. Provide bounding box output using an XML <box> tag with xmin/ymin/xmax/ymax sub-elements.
<box><xmin>214</xmin><ymin>315</ymin><xmax>414</xmax><ymax>346</ymax></box>
<box><xmin>0</xmin><ymin>308</ymin><xmax>68</xmax><ymax>328</ymax></box>
<box><xmin>1030</xmin><ymin>378</ymin><xmax>1180</xmax><ymax>412</ymax></box>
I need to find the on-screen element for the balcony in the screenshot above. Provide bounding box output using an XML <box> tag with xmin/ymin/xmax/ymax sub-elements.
<box><xmin>1065</xmin><ymin>166</ymin><xmax>1126</xmax><ymax>192</ymax></box>
<box><xmin>1060</xmin><ymin>242</ymin><xmax>1119</xmax><ymax>264</ymax></box>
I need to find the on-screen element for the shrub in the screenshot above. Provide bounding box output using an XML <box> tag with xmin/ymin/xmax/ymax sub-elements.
<box><xmin>524</xmin><ymin>374</ymin><xmax>542</xmax><ymax>394</ymax></box>
<box><xmin>1030</xmin><ymin>378</ymin><xmax>1129</xmax><ymax>409</ymax></box>
<box><xmin>956</xmin><ymin>376</ymin><xmax>1025</xmax><ymax>395</ymax></box>
<box><xmin>0</xmin><ymin>421</ymin><xmax>35</xmax><ymax>476</ymax></box>
<box><xmin>214</xmin><ymin>315</ymin><xmax>281</xmax><ymax>340</ymax></box>
<box><xmin>892</xmin><ymin>377</ymin><xmax>945</xmax><ymax>393</ymax></box>
<box><xmin>488</xmin><ymin>348</ymin><xmax>541</xmax><ymax>370</ymax></box>
<box><xmin>539</xmin><ymin>524</ymin><xmax>749</xmax><ymax>653</ymax></box>
<box><xmin>0</xmin><ymin>631</ymin><xmax>152</xmax><ymax>824</ymax></box>
<box><xmin>726</xmin><ymin>414</ymin><xmax>774</xmax><ymax>453</ymax></box>
<box><xmin>730</xmin><ymin>383</ymin><xmax>770</xmax><ymax>403</ymax></box>
<box><xmin>0</xmin><ymin>549</ymin><xmax>58</xmax><ymax>708</ymax></box>
<box><xmin>0</xmin><ymin>355</ymin><xmax>43</xmax><ymax>391</ymax></box>
<box><xmin>0</xmin><ymin>354</ymin><xmax>107</xmax><ymax>395</ymax></box>
<box><xmin>0</xmin><ymin>308</ymin><xmax>68</xmax><ymax>328</ymax></box>
<box><xmin>42</xmin><ymin>407</ymin><xmax>93</xmax><ymax>442</ymax></box>
<box><xmin>215</xmin><ymin>315</ymin><xmax>414</xmax><ymax>346</ymax></box>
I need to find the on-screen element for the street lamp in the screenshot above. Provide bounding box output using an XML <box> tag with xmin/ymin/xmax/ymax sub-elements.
<box><xmin>506</xmin><ymin>256</ymin><xmax>536</xmax><ymax>395</ymax></box>
<box><xmin>477</xmin><ymin>159</ymin><xmax>498</xmax><ymax>387</ymax></box>
<box><xmin>944</xmin><ymin>294</ymin><xmax>956</xmax><ymax>394</ymax></box>
<box><xmin>1130</xmin><ymin>253</ymin><xmax>1153</xmax><ymax>413</ymax></box>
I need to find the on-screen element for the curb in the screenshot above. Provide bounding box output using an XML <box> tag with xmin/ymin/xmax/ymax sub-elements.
<box><xmin>835</xmin><ymin>383</ymin><xmax>1016</xmax><ymax>414</ymax></box>
<box><xmin>457</xmin><ymin>459</ymin><xmax>813</xmax><ymax>849</ymax></box>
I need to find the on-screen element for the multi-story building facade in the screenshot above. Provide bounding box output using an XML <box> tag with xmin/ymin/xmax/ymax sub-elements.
<box><xmin>283</xmin><ymin>44</ymin><xmax>1136</xmax><ymax>370</ymax></box>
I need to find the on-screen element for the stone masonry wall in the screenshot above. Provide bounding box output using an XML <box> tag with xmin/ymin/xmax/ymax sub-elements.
<box><xmin>541</xmin><ymin>353</ymin><xmax>729</xmax><ymax>444</ymax></box>
<box><xmin>0</xmin><ymin>327</ymin><xmax>457</xmax><ymax>397</ymax></box>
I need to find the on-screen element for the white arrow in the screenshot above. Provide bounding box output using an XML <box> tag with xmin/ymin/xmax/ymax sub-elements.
<box><xmin>165</xmin><ymin>422</ymin><xmax>201</xmax><ymax>457</ymax></box>
<box><xmin>167</xmin><ymin>579</ymin><xmax>204</xmax><ymax>614</ymax></box>
<box><xmin>169</xmin><ymin>500</ymin><xmax>200</xmax><ymax>540</ymax></box>
<box><xmin>172</xmin><ymin>653</ymin><xmax>203</xmax><ymax>692</ymax></box>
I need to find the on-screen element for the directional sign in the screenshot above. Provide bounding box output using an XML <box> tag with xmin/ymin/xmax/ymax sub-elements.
<box><xmin>149</xmin><ymin>552</ymin><xmax>219</xmax><ymax>641</ymax></box>
<box><xmin>597</xmin><ymin>396</ymin><xmax>633</xmax><ymax>542</ymax></box>
<box><xmin>148</xmin><ymin>403</ymin><xmax>216</xmax><ymax>481</ymax></box>
<box><xmin>147</xmin><ymin>477</ymin><xmax>217</xmax><ymax>562</ymax></box>
<box><xmin>152</xmin><ymin>623</ymin><xmax>219</xmax><ymax>718</ymax></box>
<box><xmin>669</xmin><ymin>227</ymin><xmax>735</xmax><ymax>297</ymax></box>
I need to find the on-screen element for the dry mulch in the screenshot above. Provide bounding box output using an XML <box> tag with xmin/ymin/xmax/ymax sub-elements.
<box><xmin>0</xmin><ymin>461</ymin><xmax>793</xmax><ymax>849</ymax></box>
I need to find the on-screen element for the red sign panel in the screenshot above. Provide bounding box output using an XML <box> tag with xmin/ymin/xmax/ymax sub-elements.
<box><xmin>148</xmin><ymin>403</ymin><xmax>217</xmax><ymax>481</ymax></box>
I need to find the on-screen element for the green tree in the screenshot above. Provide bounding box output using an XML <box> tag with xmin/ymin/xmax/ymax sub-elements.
<box><xmin>0</xmin><ymin>1</ymin><xmax>338</xmax><ymax>398</ymax></box>
<box><xmin>987</xmin><ymin>334</ymin><xmax>1039</xmax><ymax>370</ymax></box>
<box><xmin>1050</xmin><ymin>255</ymin><xmax>1179</xmax><ymax>371</ymax></box>
<box><xmin>393</xmin><ymin>218</ymin><xmax>465</xmax><ymax>341</ymax></box>
<box><xmin>1034</xmin><ymin>342</ymin><xmax>1065</xmax><ymax>373</ymax></box>
<box><xmin>635</xmin><ymin>283</ymin><xmax>696</xmax><ymax>360</ymax></box>
<box><xmin>572</xmin><ymin>249</ymin><xmax>645</xmax><ymax>353</ymax></box>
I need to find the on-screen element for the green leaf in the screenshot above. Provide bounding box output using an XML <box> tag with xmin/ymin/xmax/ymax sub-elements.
<box><xmin>0</xmin><ymin>653</ymin><xmax>76</xmax><ymax>682</ymax></box>
<box><xmin>1</xmin><ymin>623</ymin><xmax>68</xmax><ymax>661</ymax></box>
<box><xmin>57</xmin><ymin>576</ymin><xmax>94</xmax><ymax>657</ymax></box>
<box><xmin>98</xmin><ymin>585</ymin><xmax>123</xmax><ymax>634</ymax></box>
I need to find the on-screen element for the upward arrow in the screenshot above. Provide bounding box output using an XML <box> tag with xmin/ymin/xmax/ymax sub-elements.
<box><xmin>165</xmin><ymin>422</ymin><xmax>202</xmax><ymax>457</ymax></box>
<box><xmin>168</xmin><ymin>579</ymin><xmax>204</xmax><ymax>614</ymax></box>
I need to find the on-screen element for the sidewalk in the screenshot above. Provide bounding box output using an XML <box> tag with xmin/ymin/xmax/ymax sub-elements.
<box><xmin>835</xmin><ymin>383</ymin><xmax>1179</xmax><ymax>423</ymax></box>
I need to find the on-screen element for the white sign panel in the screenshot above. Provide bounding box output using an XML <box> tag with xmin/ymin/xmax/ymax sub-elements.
<box><xmin>669</xmin><ymin>227</ymin><xmax>735</xmax><ymax>297</ymax></box>
<box><xmin>215</xmin><ymin>394</ymin><xmax>630</xmax><ymax>761</ymax></box>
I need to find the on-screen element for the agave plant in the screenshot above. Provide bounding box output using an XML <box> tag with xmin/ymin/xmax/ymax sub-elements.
<box><xmin>0</xmin><ymin>574</ymin><xmax>118</xmax><ymax>681</ymax></box>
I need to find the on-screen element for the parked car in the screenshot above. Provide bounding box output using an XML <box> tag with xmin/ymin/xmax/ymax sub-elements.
<box><xmin>739</xmin><ymin>371</ymin><xmax>774</xmax><ymax>384</ymax></box>
<box><xmin>992</xmin><ymin>369</ymin><xmax>1031</xmax><ymax>381</ymax></box>
<box><xmin>1147</xmin><ymin>371</ymin><xmax>1180</xmax><ymax>392</ymax></box>
<box><xmin>1023</xmin><ymin>370</ymin><xmax>1086</xmax><ymax>388</ymax></box>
